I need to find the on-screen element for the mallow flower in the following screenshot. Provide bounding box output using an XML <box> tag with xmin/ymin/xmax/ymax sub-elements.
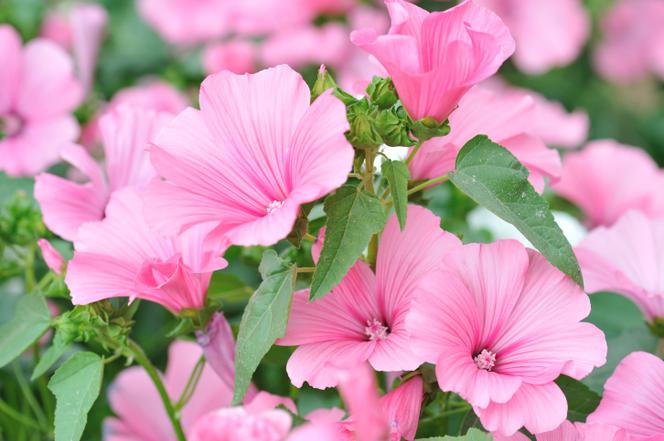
<box><xmin>408</xmin><ymin>86</ymin><xmax>562</xmax><ymax>192</ymax></box>
<box><xmin>277</xmin><ymin>205</ymin><xmax>461</xmax><ymax>388</ymax></box>
<box><xmin>66</xmin><ymin>188</ymin><xmax>227</xmax><ymax>313</ymax></box>
<box><xmin>407</xmin><ymin>240</ymin><xmax>607</xmax><ymax>436</ymax></box>
<box><xmin>35</xmin><ymin>105</ymin><xmax>170</xmax><ymax>241</ymax></box>
<box><xmin>576</xmin><ymin>210</ymin><xmax>664</xmax><ymax>322</ymax></box>
<box><xmin>587</xmin><ymin>352</ymin><xmax>664</xmax><ymax>440</ymax></box>
<box><xmin>145</xmin><ymin>65</ymin><xmax>354</xmax><ymax>247</ymax></box>
<box><xmin>350</xmin><ymin>0</ymin><xmax>514</xmax><ymax>122</ymax></box>
<box><xmin>553</xmin><ymin>140</ymin><xmax>664</xmax><ymax>227</ymax></box>
<box><xmin>0</xmin><ymin>25</ymin><xmax>82</xmax><ymax>176</ymax></box>
<box><xmin>497</xmin><ymin>420</ymin><xmax>638</xmax><ymax>441</ymax></box>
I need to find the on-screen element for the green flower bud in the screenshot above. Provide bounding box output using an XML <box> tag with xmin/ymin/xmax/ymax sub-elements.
<box><xmin>366</xmin><ymin>76</ymin><xmax>398</xmax><ymax>109</ymax></box>
<box><xmin>311</xmin><ymin>65</ymin><xmax>356</xmax><ymax>106</ymax></box>
<box><xmin>346</xmin><ymin>100</ymin><xmax>383</xmax><ymax>150</ymax></box>
<box><xmin>410</xmin><ymin>116</ymin><xmax>451</xmax><ymax>142</ymax></box>
<box><xmin>374</xmin><ymin>108</ymin><xmax>415</xmax><ymax>147</ymax></box>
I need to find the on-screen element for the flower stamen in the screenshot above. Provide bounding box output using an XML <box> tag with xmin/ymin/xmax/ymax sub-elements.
<box><xmin>364</xmin><ymin>318</ymin><xmax>389</xmax><ymax>341</ymax></box>
<box><xmin>473</xmin><ymin>349</ymin><xmax>496</xmax><ymax>371</ymax></box>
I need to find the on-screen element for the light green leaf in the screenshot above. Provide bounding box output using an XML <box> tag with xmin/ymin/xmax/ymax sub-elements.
<box><xmin>0</xmin><ymin>294</ymin><xmax>51</xmax><ymax>368</ymax></box>
<box><xmin>449</xmin><ymin>135</ymin><xmax>583</xmax><ymax>286</ymax></box>
<box><xmin>416</xmin><ymin>428</ymin><xmax>491</xmax><ymax>440</ymax></box>
<box><xmin>555</xmin><ymin>375</ymin><xmax>601</xmax><ymax>422</ymax></box>
<box><xmin>310</xmin><ymin>182</ymin><xmax>387</xmax><ymax>300</ymax></box>
<box><xmin>381</xmin><ymin>159</ymin><xmax>410</xmax><ymax>230</ymax></box>
<box><xmin>48</xmin><ymin>351</ymin><xmax>103</xmax><ymax>441</ymax></box>
<box><xmin>233</xmin><ymin>250</ymin><xmax>295</xmax><ymax>405</ymax></box>
<box><xmin>31</xmin><ymin>330</ymin><xmax>71</xmax><ymax>380</ymax></box>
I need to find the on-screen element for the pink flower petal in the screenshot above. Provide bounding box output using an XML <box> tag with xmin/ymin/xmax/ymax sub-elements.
<box><xmin>0</xmin><ymin>25</ymin><xmax>21</xmax><ymax>114</ymax></box>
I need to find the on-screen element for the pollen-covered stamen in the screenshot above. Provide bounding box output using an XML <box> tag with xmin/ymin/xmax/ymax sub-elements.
<box><xmin>364</xmin><ymin>318</ymin><xmax>389</xmax><ymax>341</ymax></box>
<box><xmin>473</xmin><ymin>349</ymin><xmax>496</xmax><ymax>371</ymax></box>
<box><xmin>265</xmin><ymin>200</ymin><xmax>284</xmax><ymax>214</ymax></box>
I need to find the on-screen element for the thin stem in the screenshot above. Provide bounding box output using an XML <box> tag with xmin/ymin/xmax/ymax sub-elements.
<box><xmin>302</xmin><ymin>233</ymin><xmax>317</xmax><ymax>242</ymax></box>
<box><xmin>364</xmin><ymin>151</ymin><xmax>379</xmax><ymax>270</ymax></box>
<box><xmin>24</xmin><ymin>246</ymin><xmax>35</xmax><ymax>293</ymax></box>
<box><xmin>0</xmin><ymin>399</ymin><xmax>48</xmax><ymax>434</ymax></box>
<box><xmin>126</xmin><ymin>340</ymin><xmax>186</xmax><ymax>441</ymax></box>
<box><xmin>175</xmin><ymin>355</ymin><xmax>205</xmax><ymax>411</ymax></box>
<box><xmin>296</xmin><ymin>267</ymin><xmax>316</xmax><ymax>273</ymax></box>
<box><xmin>12</xmin><ymin>363</ymin><xmax>49</xmax><ymax>432</ymax></box>
<box><xmin>407</xmin><ymin>175</ymin><xmax>448</xmax><ymax>196</ymax></box>
<box><xmin>657</xmin><ymin>338</ymin><xmax>664</xmax><ymax>358</ymax></box>
<box><xmin>439</xmin><ymin>406</ymin><xmax>472</xmax><ymax>418</ymax></box>
<box><xmin>367</xmin><ymin>235</ymin><xmax>378</xmax><ymax>271</ymax></box>
<box><xmin>405</xmin><ymin>141</ymin><xmax>422</xmax><ymax>165</ymax></box>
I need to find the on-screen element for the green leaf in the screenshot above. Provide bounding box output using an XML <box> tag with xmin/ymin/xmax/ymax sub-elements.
<box><xmin>233</xmin><ymin>250</ymin><xmax>295</xmax><ymax>405</ymax></box>
<box><xmin>0</xmin><ymin>294</ymin><xmax>51</xmax><ymax>368</ymax></box>
<box><xmin>448</xmin><ymin>135</ymin><xmax>583</xmax><ymax>286</ymax></box>
<box><xmin>31</xmin><ymin>330</ymin><xmax>71</xmax><ymax>380</ymax></box>
<box><xmin>555</xmin><ymin>375</ymin><xmax>601</xmax><ymax>422</ymax></box>
<box><xmin>416</xmin><ymin>428</ymin><xmax>491</xmax><ymax>441</ymax></box>
<box><xmin>310</xmin><ymin>183</ymin><xmax>387</xmax><ymax>300</ymax></box>
<box><xmin>381</xmin><ymin>160</ymin><xmax>410</xmax><ymax>230</ymax></box>
<box><xmin>48</xmin><ymin>351</ymin><xmax>103</xmax><ymax>441</ymax></box>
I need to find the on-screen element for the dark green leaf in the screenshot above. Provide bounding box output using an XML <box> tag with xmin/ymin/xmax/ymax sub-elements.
<box><xmin>310</xmin><ymin>183</ymin><xmax>387</xmax><ymax>300</ymax></box>
<box><xmin>449</xmin><ymin>135</ymin><xmax>583</xmax><ymax>286</ymax></box>
<box><xmin>31</xmin><ymin>330</ymin><xmax>71</xmax><ymax>380</ymax></box>
<box><xmin>0</xmin><ymin>294</ymin><xmax>51</xmax><ymax>368</ymax></box>
<box><xmin>555</xmin><ymin>375</ymin><xmax>601</xmax><ymax>421</ymax></box>
<box><xmin>48</xmin><ymin>351</ymin><xmax>103</xmax><ymax>441</ymax></box>
<box><xmin>233</xmin><ymin>250</ymin><xmax>295</xmax><ymax>405</ymax></box>
<box><xmin>416</xmin><ymin>428</ymin><xmax>491</xmax><ymax>441</ymax></box>
<box><xmin>381</xmin><ymin>160</ymin><xmax>410</xmax><ymax>230</ymax></box>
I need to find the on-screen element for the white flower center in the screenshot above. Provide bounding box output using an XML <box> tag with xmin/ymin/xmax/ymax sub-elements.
<box><xmin>473</xmin><ymin>349</ymin><xmax>496</xmax><ymax>371</ymax></box>
<box><xmin>265</xmin><ymin>200</ymin><xmax>284</xmax><ymax>214</ymax></box>
<box><xmin>364</xmin><ymin>318</ymin><xmax>389</xmax><ymax>341</ymax></box>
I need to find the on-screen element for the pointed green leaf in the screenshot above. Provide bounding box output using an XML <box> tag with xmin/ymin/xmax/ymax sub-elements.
<box><xmin>31</xmin><ymin>330</ymin><xmax>71</xmax><ymax>380</ymax></box>
<box><xmin>48</xmin><ymin>351</ymin><xmax>103</xmax><ymax>441</ymax></box>
<box><xmin>416</xmin><ymin>428</ymin><xmax>491</xmax><ymax>440</ymax></box>
<box><xmin>381</xmin><ymin>160</ymin><xmax>410</xmax><ymax>230</ymax></box>
<box><xmin>0</xmin><ymin>294</ymin><xmax>51</xmax><ymax>368</ymax></box>
<box><xmin>233</xmin><ymin>250</ymin><xmax>295</xmax><ymax>405</ymax></box>
<box><xmin>555</xmin><ymin>375</ymin><xmax>601</xmax><ymax>421</ymax></box>
<box><xmin>310</xmin><ymin>183</ymin><xmax>387</xmax><ymax>300</ymax></box>
<box><xmin>449</xmin><ymin>135</ymin><xmax>583</xmax><ymax>286</ymax></box>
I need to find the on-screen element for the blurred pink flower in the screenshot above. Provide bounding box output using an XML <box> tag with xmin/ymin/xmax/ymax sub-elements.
<box><xmin>260</xmin><ymin>23</ymin><xmax>349</xmax><ymax>69</ymax></box>
<box><xmin>336</xmin><ymin>364</ymin><xmax>388</xmax><ymax>441</ymax></box>
<box><xmin>226</xmin><ymin>0</ymin><xmax>314</xmax><ymax>36</ymax></box>
<box><xmin>0</xmin><ymin>25</ymin><xmax>82</xmax><ymax>176</ymax></box>
<box><xmin>188</xmin><ymin>407</ymin><xmax>292</xmax><ymax>441</ymax></box>
<box><xmin>66</xmin><ymin>188</ymin><xmax>227</xmax><ymax>313</ymax></box>
<box><xmin>105</xmin><ymin>340</ymin><xmax>233</xmax><ymax>441</ymax></box>
<box><xmin>477</xmin><ymin>0</ymin><xmax>589</xmax><ymax>74</ymax></box>
<box><xmin>37</xmin><ymin>239</ymin><xmax>65</xmax><ymax>275</ymax></box>
<box><xmin>408</xmin><ymin>86</ymin><xmax>561</xmax><ymax>192</ymax></box>
<box><xmin>137</xmin><ymin>0</ymin><xmax>228</xmax><ymax>45</ymax></box>
<box><xmin>145</xmin><ymin>65</ymin><xmax>353</xmax><ymax>246</ymax></box>
<box><xmin>496</xmin><ymin>420</ymin><xmax>634</xmax><ymax>441</ymax></box>
<box><xmin>594</xmin><ymin>0</ymin><xmax>664</xmax><ymax>83</ymax></box>
<box><xmin>203</xmin><ymin>40</ymin><xmax>256</xmax><ymax>75</ymax></box>
<box><xmin>407</xmin><ymin>240</ymin><xmax>607</xmax><ymax>436</ymax></box>
<box><xmin>35</xmin><ymin>105</ymin><xmax>170</xmax><ymax>241</ymax></box>
<box><xmin>351</xmin><ymin>0</ymin><xmax>514</xmax><ymax>122</ymax></box>
<box><xmin>552</xmin><ymin>140</ymin><xmax>664</xmax><ymax>228</ymax></box>
<box><xmin>278</xmin><ymin>205</ymin><xmax>461</xmax><ymax>388</ymax></box>
<box><xmin>576</xmin><ymin>210</ymin><xmax>664</xmax><ymax>321</ymax></box>
<box><xmin>588</xmin><ymin>352</ymin><xmax>664</xmax><ymax>440</ymax></box>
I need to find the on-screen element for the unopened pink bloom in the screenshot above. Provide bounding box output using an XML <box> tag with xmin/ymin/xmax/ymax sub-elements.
<box><xmin>351</xmin><ymin>0</ymin><xmax>514</xmax><ymax>122</ymax></box>
<box><xmin>203</xmin><ymin>40</ymin><xmax>256</xmax><ymax>75</ymax></box>
<box><xmin>145</xmin><ymin>65</ymin><xmax>353</xmax><ymax>247</ymax></box>
<box><xmin>37</xmin><ymin>239</ymin><xmax>65</xmax><ymax>275</ymax></box>
<box><xmin>594</xmin><ymin>0</ymin><xmax>664</xmax><ymax>83</ymax></box>
<box><xmin>137</xmin><ymin>0</ymin><xmax>228</xmax><ymax>45</ymax></box>
<box><xmin>278</xmin><ymin>205</ymin><xmax>461</xmax><ymax>388</ymax></box>
<box><xmin>407</xmin><ymin>240</ymin><xmax>607</xmax><ymax>435</ymax></box>
<box><xmin>552</xmin><ymin>140</ymin><xmax>664</xmax><ymax>228</ymax></box>
<box><xmin>409</xmin><ymin>86</ymin><xmax>561</xmax><ymax>192</ymax></box>
<box><xmin>260</xmin><ymin>23</ymin><xmax>349</xmax><ymax>69</ymax></box>
<box><xmin>105</xmin><ymin>340</ymin><xmax>233</xmax><ymax>441</ymax></box>
<box><xmin>0</xmin><ymin>25</ymin><xmax>82</xmax><ymax>176</ymax></box>
<box><xmin>576</xmin><ymin>211</ymin><xmax>664</xmax><ymax>321</ymax></box>
<box><xmin>477</xmin><ymin>0</ymin><xmax>589</xmax><ymax>74</ymax></box>
<box><xmin>588</xmin><ymin>352</ymin><xmax>664</xmax><ymax>440</ymax></box>
<box><xmin>35</xmin><ymin>105</ymin><xmax>170</xmax><ymax>241</ymax></box>
<box><xmin>66</xmin><ymin>188</ymin><xmax>227</xmax><ymax>313</ymax></box>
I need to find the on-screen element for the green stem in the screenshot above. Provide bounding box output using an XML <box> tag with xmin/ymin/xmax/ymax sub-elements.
<box><xmin>302</xmin><ymin>233</ymin><xmax>317</xmax><ymax>242</ymax></box>
<box><xmin>0</xmin><ymin>399</ymin><xmax>49</xmax><ymax>434</ymax></box>
<box><xmin>439</xmin><ymin>406</ymin><xmax>472</xmax><ymax>418</ymax></box>
<box><xmin>24</xmin><ymin>246</ymin><xmax>35</xmax><ymax>293</ymax></box>
<box><xmin>405</xmin><ymin>141</ymin><xmax>422</xmax><ymax>165</ymax></box>
<box><xmin>365</xmin><ymin>151</ymin><xmax>379</xmax><ymax>270</ymax></box>
<box><xmin>175</xmin><ymin>355</ymin><xmax>205</xmax><ymax>411</ymax></box>
<box><xmin>126</xmin><ymin>340</ymin><xmax>186</xmax><ymax>441</ymax></box>
<box><xmin>12</xmin><ymin>363</ymin><xmax>49</xmax><ymax>432</ymax></box>
<box><xmin>407</xmin><ymin>175</ymin><xmax>448</xmax><ymax>196</ymax></box>
<box><xmin>657</xmin><ymin>338</ymin><xmax>664</xmax><ymax>358</ymax></box>
<box><xmin>296</xmin><ymin>266</ymin><xmax>316</xmax><ymax>273</ymax></box>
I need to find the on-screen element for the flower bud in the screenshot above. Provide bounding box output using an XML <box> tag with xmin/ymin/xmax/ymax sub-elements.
<box><xmin>366</xmin><ymin>76</ymin><xmax>398</xmax><ymax>109</ymax></box>
<box><xmin>410</xmin><ymin>116</ymin><xmax>451</xmax><ymax>142</ymax></box>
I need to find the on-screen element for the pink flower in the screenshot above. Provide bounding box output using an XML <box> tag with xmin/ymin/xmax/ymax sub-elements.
<box><xmin>65</xmin><ymin>188</ymin><xmax>227</xmax><ymax>313</ymax></box>
<box><xmin>188</xmin><ymin>407</ymin><xmax>292</xmax><ymax>441</ymax></box>
<box><xmin>35</xmin><ymin>105</ymin><xmax>170</xmax><ymax>241</ymax></box>
<box><xmin>277</xmin><ymin>205</ymin><xmax>461</xmax><ymax>388</ymax></box>
<box><xmin>594</xmin><ymin>0</ymin><xmax>664</xmax><ymax>83</ymax></box>
<box><xmin>351</xmin><ymin>0</ymin><xmax>514</xmax><ymax>122</ymax></box>
<box><xmin>145</xmin><ymin>65</ymin><xmax>353</xmax><ymax>247</ymax></box>
<box><xmin>575</xmin><ymin>210</ymin><xmax>664</xmax><ymax>321</ymax></box>
<box><xmin>588</xmin><ymin>352</ymin><xmax>664</xmax><ymax>440</ymax></box>
<box><xmin>37</xmin><ymin>239</ymin><xmax>65</xmax><ymax>275</ymax></box>
<box><xmin>226</xmin><ymin>0</ymin><xmax>316</xmax><ymax>36</ymax></box>
<box><xmin>137</xmin><ymin>0</ymin><xmax>228</xmax><ymax>45</ymax></box>
<box><xmin>477</xmin><ymin>0</ymin><xmax>589</xmax><ymax>74</ymax></box>
<box><xmin>408</xmin><ymin>86</ymin><xmax>561</xmax><ymax>192</ymax></box>
<box><xmin>0</xmin><ymin>25</ymin><xmax>82</xmax><ymax>176</ymax></box>
<box><xmin>105</xmin><ymin>340</ymin><xmax>233</xmax><ymax>441</ymax></box>
<box><xmin>552</xmin><ymin>140</ymin><xmax>664</xmax><ymax>228</ymax></box>
<box><xmin>203</xmin><ymin>40</ymin><xmax>256</xmax><ymax>75</ymax></box>
<box><xmin>407</xmin><ymin>240</ymin><xmax>607</xmax><ymax>435</ymax></box>
<box><xmin>496</xmin><ymin>420</ymin><xmax>634</xmax><ymax>441</ymax></box>
<box><xmin>260</xmin><ymin>23</ymin><xmax>349</xmax><ymax>70</ymax></box>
